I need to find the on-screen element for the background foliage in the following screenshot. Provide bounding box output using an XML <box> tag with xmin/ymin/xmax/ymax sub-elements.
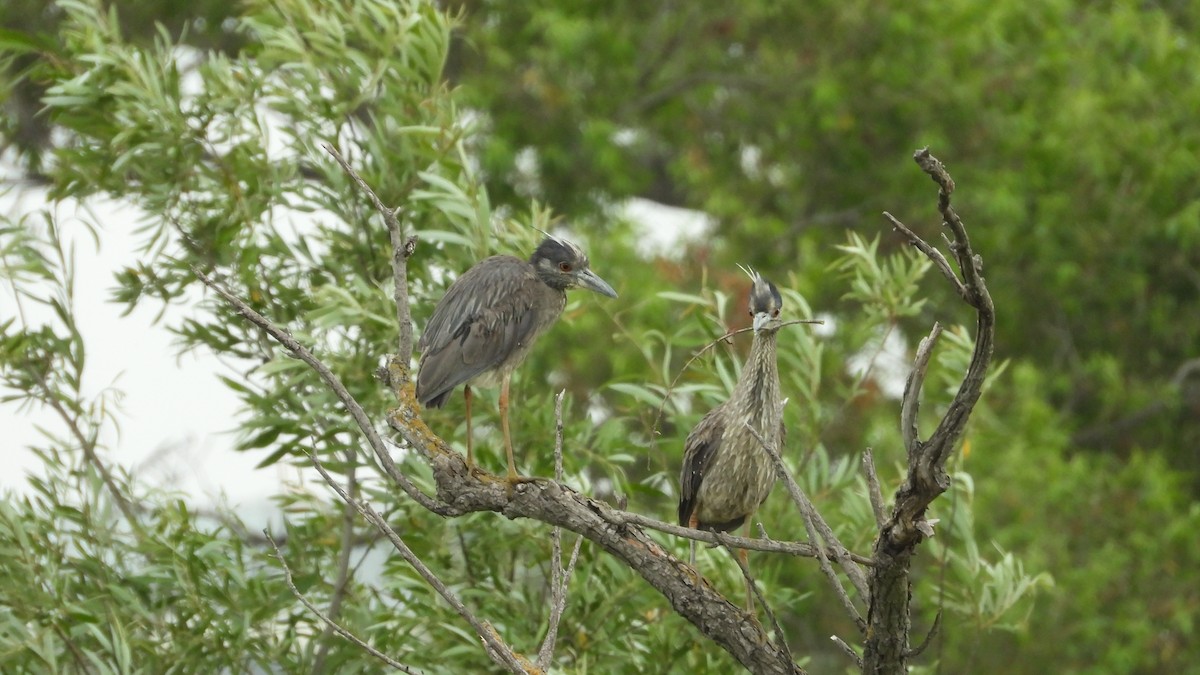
<box><xmin>2</xmin><ymin>0</ymin><xmax>1197</xmax><ymax>673</ymax></box>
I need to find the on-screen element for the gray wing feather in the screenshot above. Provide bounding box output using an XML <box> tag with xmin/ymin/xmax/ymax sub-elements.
<box><xmin>417</xmin><ymin>256</ymin><xmax>548</xmax><ymax>405</ymax></box>
<box><xmin>419</xmin><ymin>256</ymin><xmax>529</xmax><ymax>352</ymax></box>
<box><xmin>677</xmin><ymin>404</ymin><xmax>727</xmax><ymax>526</ymax></box>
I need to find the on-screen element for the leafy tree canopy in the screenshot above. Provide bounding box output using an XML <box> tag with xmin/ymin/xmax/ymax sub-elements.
<box><xmin>1</xmin><ymin>0</ymin><xmax>1197</xmax><ymax>672</ymax></box>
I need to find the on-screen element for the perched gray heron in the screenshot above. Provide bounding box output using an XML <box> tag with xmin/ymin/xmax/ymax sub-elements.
<box><xmin>678</xmin><ymin>270</ymin><xmax>785</xmax><ymax>608</ymax></box>
<box><xmin>417</xmin><ymin>235</ymin><xmax>618</xmax><ymax>480</ymax></box>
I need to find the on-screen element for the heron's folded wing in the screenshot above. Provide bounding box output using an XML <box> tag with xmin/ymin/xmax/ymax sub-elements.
<box><xmin>417</xmin><ymin>258</ymin><xmax>544</xmax><ymax>404</ymax></box>
<box><xmin>677</xmin><ymin>406</ymin><xmax>726</xmax><ymax>526</ymax></box>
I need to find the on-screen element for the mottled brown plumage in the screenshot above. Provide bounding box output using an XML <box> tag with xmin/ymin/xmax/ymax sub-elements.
<box><xmin>417</xmin><ymin>236</ymin><xmax>617</xmax><ymax>479</ymax></box>
<box><xmin>677</xmin><ymin>270</ymin><xmax>785</xmax><ymax>608</ymax></box>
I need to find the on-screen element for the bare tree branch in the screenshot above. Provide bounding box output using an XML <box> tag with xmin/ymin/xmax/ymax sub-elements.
<box><xmin>883</xmin><ymin>213</ymin><xmax>969</xmax><ymax>304</ymax></box>
<box><xmin>863</xmin><ymin>148</ymin><xmax>997</xmax><ymax>674</ymax></box>
<box><xmin>862</xmin><ymin>449</ymin><xmax>885</xmax><ymax>529</ymax></box>
<box><xmin>905</xmin><ymin>610</ymin><xmax>942</xmax><ymax>659</ymax></box>
<box><xmin>538</xmin><ymin>533</ymin><xmax>583</xmax><ymax>670</ymax></box>
<box><xmin>537</xmin><ymin>391</ymin><xmax>583</xmax><ymax>670</ymax></box>
<box><xmin>322</xmin><ymin>143</ymin><xmax>416</xmax><ymax>360</ymax></box>
<box><xmin>832</xmin><ymin>635</ymin><xmax>863</xmax><ymax>669</ymax></box>
<box><xmin>614</xmin><ymin>510</ymin><xmax>872</xmax><ymax>564</ymax></box>
<box><xmin>900</xmin><ymin>324</ymin><xmax>942</xmax><ymax>458</ymax></box>
<box><xmin>745</xmin><ymin>422</ymin><xmax>870</xmax><ymax>610</ymax></box>
<box><xmin>193</xmin><ymin>267</ymin><xmax>449</xmax><ymax>516</ymax></box>
<box><xmin>313</xmin><ymin>450</ymin><xmax>360</xmax><ymax>674</ymax></box>
<box><xmin>304</xmin><ymin>451</ymin><xmax>532</xmax><ymax>673</ymax></box>
<box><xmin>716</xmin><ymin>534</ymin><xmax>793</xmax><ymax>665</ymax></box>
<box><xmin>265</xmin><ymin>531</ymin><xmax>420</xmax><ymax>674</ymax></box>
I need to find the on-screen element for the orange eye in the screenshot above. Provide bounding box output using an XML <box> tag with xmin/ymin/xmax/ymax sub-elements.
<box><xmin>559</xmin><ymin>262</ymin><xmax>572</xmax><ymax>272</ymax></box>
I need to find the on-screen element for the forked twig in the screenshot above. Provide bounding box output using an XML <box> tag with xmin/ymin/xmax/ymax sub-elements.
<box><xmin>194</xmin><ymin>268</ymin><xmax>447</xmax><ymax>515</ymax></box>
<box><xmin>745</xmin><ymin>423</ymin><xmax>867</xmax><ymax>632</ymax></box>
<box><xmin>716</xmin><ymin>534</ymin><xmax>793</xmax><ymax>664</ymax></box>
<box><xmin>537</xmin><ymin>391</ymin><xmax>585</xmax><ymax>669</ymax></box>
<box><xmin>322</xmin><ymin>143</ymin><xmax>418</xmax><ymax>360</ymax></box>
<box><xmin>265</xmin><ymin>532</ymin><xmax>419</xmax><ymax>673</ymax></box>
<box><xmin>304</xmin><ymin>451</ymin><xmax>530</xmax><ymax>673</ymax></box>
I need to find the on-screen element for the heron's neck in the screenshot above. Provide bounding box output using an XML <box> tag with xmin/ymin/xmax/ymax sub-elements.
<box><xmin>732</xmin><ymin>331</ymin><xmax>781</xmax><ymax>426</ymax></box>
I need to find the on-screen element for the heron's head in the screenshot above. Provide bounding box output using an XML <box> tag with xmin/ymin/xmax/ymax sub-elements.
<box><xmin>530</xmin><ymin>236</ymin><xmax>618</xmax><ymax>298</ymax></box>
<box><xmin>742</xmin><ymin>267</ymin><xmax>783</xmax><ymax>334</ymax></box>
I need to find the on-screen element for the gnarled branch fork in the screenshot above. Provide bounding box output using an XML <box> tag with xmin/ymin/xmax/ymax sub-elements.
<box><xmin>863</xmin><ymin>148</ymin><xmax>996</xmax><ymax>674</ymax></box>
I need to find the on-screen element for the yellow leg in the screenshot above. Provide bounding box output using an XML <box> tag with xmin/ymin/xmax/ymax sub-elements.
<box><xmin>464</xmin><ymin>385</ymin><xmax>474</xmax><ymax>467</ymax></box>
<box><xmin>500</xmin><ymin>373</ymin><xmax>518</xmax><ymax>480</ymax></box>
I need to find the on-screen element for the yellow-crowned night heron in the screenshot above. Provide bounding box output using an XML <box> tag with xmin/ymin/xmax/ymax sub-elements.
<box><xmin>678</xmin><ymin>269</ymin><xmax>785</xmax><ymax>607</ymax></box>
<box><xmin>417</xmin><ymin>235</ymin><xmax>617</xmax><ymax>480</ymax></box>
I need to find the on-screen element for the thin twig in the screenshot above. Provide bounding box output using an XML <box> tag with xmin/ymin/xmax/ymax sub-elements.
<box><xmin>322</xmin><ymin>143</ymin><xmax>417</xmax><ymax>359</ymax></box>
<box><xmin>39</xmin><ymin>381</ymin><xmax>142</xmax><ymax>531</ymax></box>
<box><xmin>862</xmin><ymin>448</ymin><xmax>886</xmax><ymax>529</ymax></box>
<box><xmin>883</xmin><ymin>212</ymin><xmax>970</xmax><ymax>304</ymax></box>
<box><xmin>613</xmin><ymin>510</ymin><xmax>873</xmax><ymax>565</ymax></box>
<box><xmin>553</xmin><ymin>390</ymin><xmax>566</xmax><ymax>484</ymax></box>
<box><xmin>313</xmin><ymin>449</ymin><xmax>360</xmax><ymax>673</ymax></box>
<box><xmin>716</xmin><ymin>535</ymin><xmax>793</xmax><ymax>664</ymax></box>
<box><xmin>538</xmin><ymin>535</ymin><xmax>583</xmax><ymax>669</ymax></box>
<box><xmin>900</xmin><ymin>323</ymin><xmax>943</xmax><ymax>459</ymax></box>
<box><xmin>745</xmin><ymin>423</ymin><xmax>872</xmax><ymax>595</ymax></box>
<box><xmin>304</xmin><ymin>451</ymin><xmax>530</xmax><ymax>673</ymax></box>
<box><xmin>537</xmin><ymin>390</ymin><xmax>577</xmax><ymax>669</ymax></box>
<box><xmin>265</xmin><ymin>531</ymin><xmax>418</xmax><ymax>673</ymax></box>
<box><xmin>906</xmin><ymin>610</ymin><xmax>942</xmax><ymax>658</ymax></box>
<box><xmin>745</xmin><ymin>422</ymin><xmax>869</xmax><ymax>628</ymax></box>
<box><xmin>193</xmin><ymin>268</ymin><xmax>448</xmax><ymax>515</ymax></box>
<box><xmin>831</xmin><ymin>635</ymin><xmax>863</xmax><ymax>668</ymax></box>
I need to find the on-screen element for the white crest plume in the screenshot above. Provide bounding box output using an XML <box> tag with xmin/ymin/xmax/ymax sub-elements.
<box><xmin>737</xmin><ymin>263</ymin><xmax>766</xmax><ymax>288</ymax></box>
<box><xmin>532</xmin><ymin>225</ymin><xmax>585</xmax><ymax>259</ymax></box>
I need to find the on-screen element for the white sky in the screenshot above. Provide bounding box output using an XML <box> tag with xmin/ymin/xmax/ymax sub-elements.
<box><xmin>0</xmin><ymin>178</ymin><xmax>291</xmax><ymax>526</ymax></box>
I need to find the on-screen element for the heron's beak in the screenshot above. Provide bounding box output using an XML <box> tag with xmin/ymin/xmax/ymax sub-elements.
<box><xmin>752</xmin><ymin>312</ymin><xmax>772</xmax><ymax>332</ymax></box>
<box><xmin>576</xmin><ymin>269</ymin><xmax>618</xmax><ymax>298</ymax></box>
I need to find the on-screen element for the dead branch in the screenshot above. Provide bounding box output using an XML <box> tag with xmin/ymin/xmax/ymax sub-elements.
<box><xmin>832</xmin><ymin>634</ymin><xmax>863</xmax><ymax>669</ymax></box>
<box><xmin>614</xmin><ymin>510</ymin><xmax>872</xmax><ymax>564</ymax></box>
<box><xmin>265</xmin><ymin>531</ymin><xmax>420</xmax><ymax>674</ymax></box>
<box><xmin>862</xmin><ymin>449</ymin><xmax>885</xmax><ymax>529</ymax></box>
<box><xmin>536</xmin><ymin>391</ymin><xmax>583</xmax><ymax>670</ymax></box>
<box><xmin>304</xmin><ymin>451</ymin><xmax>531</xmax><ymax>673</ymax></box>
<box><xmin>745</xmin><ymin>423</ymin><xmax>867</xmax><ymax>632</ymax></box>
<box><xmin>322</xmin><ymin>143</ymin><xmax>417</xmax><ymax>360</ymax></box>
<box><xmin>194</xmin><ymin>268</ymin><xmax>448</xmax><ymax>516</ymax></box>
<box><xmin>863</xmin><ymin>148</ymin><xmax>996</xmax><ymax>674</ymax></box>
<box><xmin>312</xmin><ymin>449</ymin><xmax>360</xmax><ymax>673</ymax></box>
